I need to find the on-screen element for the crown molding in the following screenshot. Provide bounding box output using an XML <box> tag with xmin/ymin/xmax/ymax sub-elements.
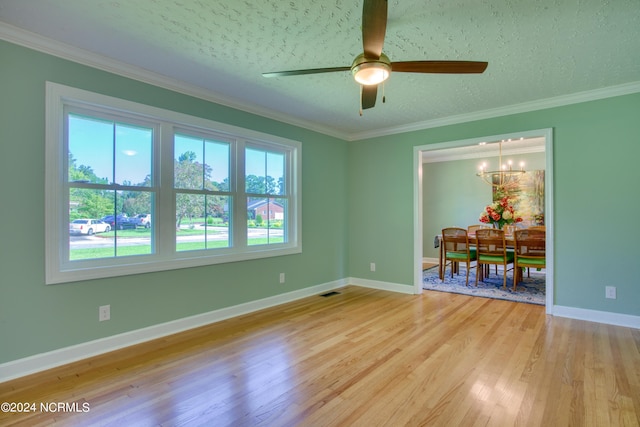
<box><xmin>422</xmin><ymin>143</ymin><xmax>545</xmax><ymax>163</ymax></box>
<box><xmin>349</xmin><ymin>81</ymin><xmax>640</xmax><ymax>141</ymax></box>
<box><xmin>0</xmin><ymin>23</ymin><xmax>347</xmax><ymax>140</ymax></box>
<box><xmin>2</xmin><ymin>22</ymin><xmax>639</xmax><ymax>143</ymax></box>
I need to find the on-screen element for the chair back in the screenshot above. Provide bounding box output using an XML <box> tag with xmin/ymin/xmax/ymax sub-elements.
<box><xmin>475</xmin><ymin>228</ymin><xmax>508</xmax><ymax>258</ymax></box>
<box><xmin>467</xmin><ymin>224</ymin><xmax>489</xmax><ymax>233</ymax></box>
<box><xmin>474</xmin><ymin>228</ymin><xmax>514</xmax><ymax>288</ymax></box>
<box><xmin>442</xmin><ymin>227</ymin><xmax>472</xmax><ymax>257</ymax></box>
<box><xmin>514</xmin><ymin>229</ymin><xmax>546</xmax><ymax>262</ymax></box>
<box><xmin>442</xmin><ymin>227</ymin><xmax>477</xmax><ymax>285</ymax></box>
<box><xmin>503</xmin><ymin>224</ymin><xmax>516</xmax><ymax>236</ymax></box>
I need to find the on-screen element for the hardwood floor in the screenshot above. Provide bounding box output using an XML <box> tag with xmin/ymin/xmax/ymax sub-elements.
<box><xmin>2</xmin><ymin>286</ymin><xmax>639</xmax><ymax>426</ymax></box>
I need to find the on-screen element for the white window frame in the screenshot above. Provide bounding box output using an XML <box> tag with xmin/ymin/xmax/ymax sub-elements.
<box><xmin>45</xmin><ymin>82</ymin><xmax>302</xmax><ymax>284</ymax></box>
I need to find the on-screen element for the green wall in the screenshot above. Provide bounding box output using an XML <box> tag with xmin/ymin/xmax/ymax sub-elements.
<box><xmin>1</xmin><ymin>38</ymin><xmax>639</xmax><ymax>366</ymax></box>
<box><xmin>350</xmin><ymin>93</ymin><xmax>640</xmax><ymax>315</ymax></box>
<box><xmin>422</xmin><ymin>152</ymin><xmax>546</xmax><ymax>259</ymax></box>
<box><xmin>0</xmin><ymin>41</ymin><xmax>349</xmax><ymax>364</ymax></box>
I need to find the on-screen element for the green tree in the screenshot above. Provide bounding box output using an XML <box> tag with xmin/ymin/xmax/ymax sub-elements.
<box><xmin>174</xmin><ymin>151</ymin><xmax>225</xmax><ymax>228</ymax></box>
<box><xmin>246</xmin><ymin>174</ymin><xmax>279</xmax><ymax>195</ymax></box>
<box><xmin>68</xmin><ymin>153</ymin><xmax>113</xmax><ymax>220</ymax></box>
<box><xmin>265</xmin><ymin>175</ymin><xmax>277</xmax><ymax>194</ymax></box>
<box><xmin>245</xmin><ymin>174</ymin><xmax>265</xmax><ymax>194</ymax></box>
<box><xmin>124</xmin><ymin>174</ymin><xmax>152</xmax><ymax>215</ymax></box>
<box><xmin>277</xmin><ymin>176</ymin><xmax>285</xmax><ymax>195</ymax></box>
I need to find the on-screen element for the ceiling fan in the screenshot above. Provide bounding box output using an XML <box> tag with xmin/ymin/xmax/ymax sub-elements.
<box><xmin>262</xmin><ymin>0</ymin><xmax>488</xmax><ymax>114</ymax></box>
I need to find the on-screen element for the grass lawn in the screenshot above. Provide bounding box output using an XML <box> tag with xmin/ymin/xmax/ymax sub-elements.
<box><xmin>70</xmin><ymin>236</ymin><xmax>284</xmax><ymax>260</ymax></box>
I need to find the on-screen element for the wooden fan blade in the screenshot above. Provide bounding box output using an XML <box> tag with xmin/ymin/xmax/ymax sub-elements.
<box><xmin>262</xmin><ymin>66</ymin><xmax>350</xmax><ymax>78</ymax></box>
<box><xmin>362</xmin><ymin>0</ymin><xmax>387</xmax><ymax>59</ymax></box>
<box><xmin>362</xmin><ymin>85</ymin><xmax>378</xmax><ymax>109</ymax></box>
<box><xmin>391</xmin><ymin>61</ymin><xmax>488</xmax><ymax>74</ymax></box>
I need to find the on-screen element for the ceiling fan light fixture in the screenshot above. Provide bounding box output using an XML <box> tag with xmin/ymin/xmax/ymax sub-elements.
<box><xmin>263</xmin><ymin>0</ymin><xmax>488</xmax><ymax>111</ymax></box>
<box><xmin>353</xmin><ymin>62</ymin><xmax>390</xmax><ymax>85</ymax></box>
<box><xmin>351</xmin><ymin>53</ymin><xmax>391</xmax><ymax>85</ymax></box>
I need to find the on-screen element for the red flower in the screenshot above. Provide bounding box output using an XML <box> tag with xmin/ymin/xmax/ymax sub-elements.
<box><xmin>479</xmin><ymin>196</ymin><xmax>522</xmax><ymax>228</ymax></box>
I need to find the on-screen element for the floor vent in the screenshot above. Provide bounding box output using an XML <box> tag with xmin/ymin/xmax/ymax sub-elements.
<box><xmin>319</xmin><ymin>291</ymin><xmax>341</xmax><ymax>297</ymax></box>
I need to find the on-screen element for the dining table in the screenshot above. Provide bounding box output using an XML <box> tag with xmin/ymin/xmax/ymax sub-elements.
<box><xmin>436</xmin><ymin>232</ymin><xmax>517</xmax><ymax>281</ymax></box>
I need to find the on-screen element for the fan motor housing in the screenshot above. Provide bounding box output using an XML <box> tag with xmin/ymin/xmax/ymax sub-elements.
<box><xmin>351</xmin><ymin>53</ymin><xmax>391</xmax><ymax>85</ymax></box>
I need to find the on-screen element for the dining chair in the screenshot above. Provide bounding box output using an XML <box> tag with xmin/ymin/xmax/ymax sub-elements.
<box><xmin>467</xmin><ymin>224</ymin><xmax>490</xmax><ymax>234</ymax></box>
<box><xmin>441</xmin><ymin>227</ymin><xmax>477</xmax><ymax>286</ymax></box>
<box><xmin>503</xmin><ymin>224</ymin><xmax>517</xmax><ymax>236</ymax></box>
<box><xmin>513</xmin><ymin>229</ymin><xmax>546</xmax><ymax>290</ymax></box>
<box><xmin>467</xmin><ymin>224</ymin><xmax>494</xmax><ymax>276</ymax></box>
<box><xmin>523</xmin><ymin>225</ymin><xmax>546</xmax><ymax>276</ymax></box>
<box><xmin>475</xmin><ymin>228</ymin><xmax>514</xmax><ymax>288</ymax></box>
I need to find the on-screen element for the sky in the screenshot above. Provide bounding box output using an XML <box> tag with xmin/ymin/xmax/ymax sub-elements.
<box><xmin>68</xmin><ymin>114</ymin><xmax>152</xmax><ymax>185</ymax></box>
<box><xmin>69</xmin><ymin>114</ymin><xmax>284</xmax><ymax>187</ymax></box>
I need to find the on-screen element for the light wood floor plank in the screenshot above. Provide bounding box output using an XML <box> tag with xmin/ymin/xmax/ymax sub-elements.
<box><xmin>1</xmin><ymin>286</ymin><xmax>639</xmax><ymax>426</ymax></box>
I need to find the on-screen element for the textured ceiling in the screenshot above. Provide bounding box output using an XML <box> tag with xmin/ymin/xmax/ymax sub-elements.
<box><xmin>1</xmin><ymin>0</ymin><xmax>639</xmax><ymax>140</ymax></box>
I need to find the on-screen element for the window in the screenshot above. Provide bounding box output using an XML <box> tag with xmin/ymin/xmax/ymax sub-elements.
<box><xmin>245</xmin><ymin>146</ymin><xmax>287</xmax><ymax>246</ymax></box>
<box><xmin>45</xmin><ymin>83</ymin><xmax>301</xmax><ymax>284</ymax></box>
<box><xmin>174</xmin><ymin>132</ymin><xmax>232</xmax><ymax>252</ymax></box>
<box><xmin>66</xmin><ymin>111</ymin><xmax>156</xmax><ymax>260</ymax></box>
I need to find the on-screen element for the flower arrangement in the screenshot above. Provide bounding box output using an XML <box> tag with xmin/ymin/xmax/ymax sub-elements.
<box><xmin>479</xmin><ymin>196</ymin><xmax>523</xmax><ymax>229</ymax></box>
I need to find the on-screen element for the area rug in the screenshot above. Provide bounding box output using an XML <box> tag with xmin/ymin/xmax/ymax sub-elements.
<box><xmin>423</xmin><ymin>265</ymin><xmax>545</xmax><ymax>305</ymax></box>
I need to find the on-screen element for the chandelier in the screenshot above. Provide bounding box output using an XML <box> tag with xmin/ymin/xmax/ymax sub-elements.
<box><xmin>476</xmin><ymin>139</ymin><xmax>526</xmax><ymax>189</ymax></box>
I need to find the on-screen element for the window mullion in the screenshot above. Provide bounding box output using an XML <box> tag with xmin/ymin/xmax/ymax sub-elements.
<box><xmin>158</xmin><ymin>123</ymin><xmax>175</xmax><ymax>258</ymax></box>
<box><xmin>234</xmin><ymin>140</ymin><xmax>247</xmax><ymax>249</ymax></box>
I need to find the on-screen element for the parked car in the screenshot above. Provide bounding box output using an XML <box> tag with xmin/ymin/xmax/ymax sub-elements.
<box><xmin>100</xmin><ymin>214</ymin><xmax>137</xmax><ymax>230</ymax></box>
<box><xmin>69</xmin><ymin>219</ymin><xmax>111</xmax><ymax>235</ymax></box>
<box><xmin>133</xmin><ymin>213</ymin><xmax>151</xmax><ymax>228</ymax></box>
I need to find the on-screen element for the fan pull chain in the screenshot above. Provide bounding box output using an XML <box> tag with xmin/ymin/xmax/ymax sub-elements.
<box><xmin>359</xmin><ymin>85</ymin><xmax>363</xmax><ymax>116</ymax></box>
<box><xmin>382</xmin><ymin>82</ymin><xmax>386</xmax><ymax>103</ymax></box>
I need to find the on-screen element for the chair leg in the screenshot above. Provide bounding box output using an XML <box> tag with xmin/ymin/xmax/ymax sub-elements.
<box><xmin>503</xmin><ymin>265</ymin><xmax>507</xmax><ymax>288</ymax></box>
<box><xmin>464</xmin><ymin>261</ymin><xmax>470</xmax><ymax>286</ymax></box>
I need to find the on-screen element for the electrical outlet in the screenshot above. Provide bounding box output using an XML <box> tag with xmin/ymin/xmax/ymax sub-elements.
<box><xmin>279</xmin><ymin>273</ymin><xmax>285</xmax><ymax>284</ymax></box>
<box><xmin>605</xmin><ymin>286</ymin><xmax>616</xmax><ymax>299</ymax></box>
<box><xmin>370</xmin><ymin>262</ymin><xmax>376</xmax><ymax>272</ymax></box>
<box><xmin>99</xmin><ymin>305</ymin><xmax>110</xmax><ymax>321</ymax></box>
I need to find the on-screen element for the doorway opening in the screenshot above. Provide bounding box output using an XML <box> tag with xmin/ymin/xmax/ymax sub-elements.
<box><xmin>412</xmin><ymin>129</ymin><xmax>554</xmax><ymax>313</ymax></box>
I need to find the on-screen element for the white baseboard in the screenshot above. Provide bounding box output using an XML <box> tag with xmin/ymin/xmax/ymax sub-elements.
<box><xmin>4</xmin><ymin>279</ymin><xmax>638</xmax><ymax>383</ymax></box>
<box><xmin>0</xmin><ymin>279</ymin><xmax>348</xmax><ymax>383</ymax></box>
<box><xmin>422</xmin><ymin>257</ymin><xmax>439</xmax><ymax>264</ymax></box>
<box><xmin>552</xmin><ymin>305</ymin><xmax>640</xmax><ymax>329</ymax></box>
<box><xmin>349</xmin><ymin>277</ymin><xmax>416</xmax><ymax>294</ymax></box>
